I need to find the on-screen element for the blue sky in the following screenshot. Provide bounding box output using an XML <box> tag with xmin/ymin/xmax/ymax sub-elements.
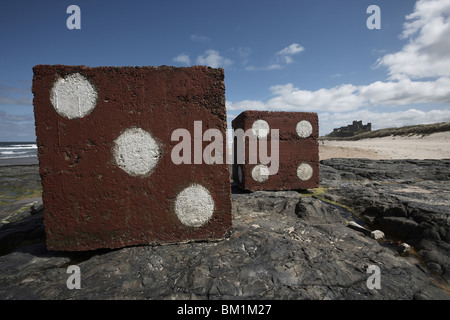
<box><xmin>1</xmin><ymin>0</ymin><xmax>449</xmax><ymax>141</ymax></box>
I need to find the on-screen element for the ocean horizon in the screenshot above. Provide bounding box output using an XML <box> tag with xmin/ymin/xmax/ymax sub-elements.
<box><xmin>0</xmin><ymin>141</ymin><xmax>38</xmax><ymax>166</ymax></box>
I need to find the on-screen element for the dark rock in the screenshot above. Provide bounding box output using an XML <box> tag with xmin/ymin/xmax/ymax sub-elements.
<box><xmin>0</xmin><ymin>188</ymin><xmax>448</xmax><ymax>299</ymax></box>
<box><xmin>378</xmin><ymin>216</ymin><xmax>422</xmax><ymax>239</ymax></box>
<box><xmin>320</xmin><ymin>158</ymin><xmax>450</xmax><ymax>181</ymax></box>
<box><xmin>294</xmin><ymin>197</ymin><xmax>345</xmax><ymax>224</ymax></box>
<box><xmin>0</xmin><ymin>161</ymin><xmax>449</xmax><ymax>299</ymax></box>
<box><xmin>0</xmin><ymin>211</ymin><xmax>44</xmax><ymax>256</ymax></box>
<box><xmin>320</xmin><ymin>158</ymin><xmax>450</xmax><ymax>282</ymax></box>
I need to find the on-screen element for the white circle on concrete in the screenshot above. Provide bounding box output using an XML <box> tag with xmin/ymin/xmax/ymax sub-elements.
<box><xmin>175</xmin><ymin>184</ymin><xmax>215</xmax><ymax>227</ymax></box>
<box><xmin>50</xmin><ymin>73</ymin><xmax>98</xmax><ymax>119</ymax></box>
<box><xmin>113</xmin><ymin>127</ymin><xmax>161</xmax><ymax>176</ymax></box>
<box><xmin>296</xmin><ymin>120</ymin><xmax>313</xmax><ymax>138</ymax></box>
<box><xmin>237</xmin><ymin>166</ymin><xmax>243</xmax><ymax>183</ymax></box>
<box><xmin>297</xmin><ymin>162</ymin><xmax>313</xmax><ymax>181</ymax></box>
<box><xmin>251</xmin><ymin>164</ymin><xmax>270</xmax><ymax>183</ymax></box>
<box><xmin>252</xmin><ymin>120</ymin><xmax>270</xmax><ymax>139</ymax></box>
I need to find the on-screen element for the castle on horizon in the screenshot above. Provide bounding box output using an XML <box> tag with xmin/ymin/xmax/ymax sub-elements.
<box><xmin>328</xmin><ymin>120</ymin><xmax>372</xmax><ymax>138</ymax></box>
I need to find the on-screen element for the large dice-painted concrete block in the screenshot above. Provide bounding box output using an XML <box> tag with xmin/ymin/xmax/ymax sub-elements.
<box><xmin>33</xmin><ymin>65</ymin><xmax>232</xmax><ymax>251</ymax></box>
<box><xmin>232</xmin><ymin>111</ymin><xmax>319</xmax><ymax>191</ymax></box>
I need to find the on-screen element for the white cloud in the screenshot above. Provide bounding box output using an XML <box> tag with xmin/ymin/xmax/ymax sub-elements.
<box><xmin>276</xmin><ymin>43</ymin><xmax>305</xmax><ymax>56</ymax></box>
<box><xmin>196</xmin><ymin>50</ymin><xmax>233</xmax><ymax>68</ymax></box>
<box><xmin>245</xmin><ymin>64</ymin><xmax>282</xmax><ymax>71</ymax></box>
<box><xmin>276</xmin><ymin>43</ymin><xmax>305</xmax><ymax>64</ymax></box>
<box><xmin>238</xmin><ymin>47</ymin><xmax>251</xmax><ymax>62</ymax></box>
<box><xmin>226</xmin><ymin>99</ymin><xmax>267</xmax><ymax>111</ymax></box>
<box><xmin>266</xmin><ymin>83</ymin><xmax>362</xmax><ymax>112</ymax></box>
<box><xmin>228</xmin><ymin>77</ymin><xmax>450</xmax><ymax>113</ymax></box>
<box><xmin>377</xmin><ymin>0</ymin><xmax>450</xmax><ymax>79</ymax></box>
<box><xmin>173</xmin><ymin>53</ymin><xmax>191</xmax><ymax>66</ymax></box>
<box><xmin>190</xmin><ymin>34</ymin><xmax>210</xmax><ymax>42</ymax></box>
<box><xmin>267</xmin><ymin>64</ymin><xmax>283</xmax><ymax>70</ymax></box>
<box><xmin>245</xmin><ymin>43</ymin><xmax>305</xmax><ymax>71</ymax></box>
<box><xmin>401</xmin><ymin>0</ymin><xmax>450</xmax><ymax>38</ymax></box>
<box><xmin>359</xmin><ymin>77</ymin><xmax>450</xmax><ymax>106</ymax></box>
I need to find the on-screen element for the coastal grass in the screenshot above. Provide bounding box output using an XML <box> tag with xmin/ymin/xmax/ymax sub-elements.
<box><xmin>300</xmin><ymin>186</ymin><xmax>355</xmax><ymax>213</ymax></box>
<box><xmin>0</xmin><ymin>187</ymin><xmax>42</xmax><ymax>205</ymax></box>
<box><xmin>299</xmin><ymin>186</ymin><xmax>367</xmax><ymax>225</ymax></box>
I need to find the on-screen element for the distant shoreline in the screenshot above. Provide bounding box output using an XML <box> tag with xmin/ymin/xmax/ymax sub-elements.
<box><xmin>0</xmin><ymin>156</ymin><xmax>38</xmax><ymax>167</ymax></box>
<box><xmin>320</xmin><ymin>121</ymin><xmax>450</xmax><ymax>141</ymax></box>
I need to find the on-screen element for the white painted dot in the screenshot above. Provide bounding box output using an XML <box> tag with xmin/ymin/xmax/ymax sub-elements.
<box><xmin>113</xmin><ymin>127</ymin><xmax>161</xmax><ymax>176</ymax></box>
<box><xmin>175</xmin><ymin>184</ymin><xmax>215</xmax><ymax>227</ymax></box>
<box><xmin>50</xmin><ymin>73</ymin><xmax>98</xmax><ymax>119</ymax></box>
<box><xmin>296</xmin><ymin>120</ymin><xmax>313</xmax><ymax>138</ymax></box>
<box><xmin>237</xmin><ymin>165</ymin><xmax>243</xmax><ymax>183</ymax></box>
<box><xmin>252</xmin><ymin>164</ymin><xmax>270</xmax><ymax>183</ymax></box>
<box><xmin>252</xmin><ymin>120</ymin><xmax>270</xmax><ymax>139</ymax></box>
<box><xmin>297</xmin><ymin>163</ymin><xmax>313</xmax><ymax>181</ymax></box>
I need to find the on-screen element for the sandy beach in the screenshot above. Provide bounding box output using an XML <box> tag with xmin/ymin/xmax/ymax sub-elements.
<box><xmin>319</xmin><ymin>132</ymin><xmax>450</xmax><ymax>160</ymax></box>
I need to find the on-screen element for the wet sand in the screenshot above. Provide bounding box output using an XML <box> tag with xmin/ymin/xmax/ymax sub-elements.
<box><xmin>0</xmin><ymin>157</ymin><xmax>38</xmax><ymax>167</ymax></box>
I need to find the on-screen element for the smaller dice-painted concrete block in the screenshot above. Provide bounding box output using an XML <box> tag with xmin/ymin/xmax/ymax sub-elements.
<box><xmin>232</xmin><ymin>111</ymin><xmax>319</xmax><ymax>191</ymax></box>
<box><xmin>33</xmin><ymin>65</ymin><xmax>232</xmax><ymax>251</ymax></box>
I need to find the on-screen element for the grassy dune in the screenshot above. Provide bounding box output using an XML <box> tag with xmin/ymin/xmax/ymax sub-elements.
<box><xmin>321</xmin><ymin>122</ymin><xmax>450</xmax><ymax>141</ymax></box>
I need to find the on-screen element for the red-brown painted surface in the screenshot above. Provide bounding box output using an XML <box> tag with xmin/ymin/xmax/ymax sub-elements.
<box><xmin>33</xmin><ymin>65</ymin><xmax>232</xmax><ymax>251</ymax></box>
<box><xmin>232</xmin><ymin>110</ymin><xmax>319</xmax><ymax>191</ymax></box>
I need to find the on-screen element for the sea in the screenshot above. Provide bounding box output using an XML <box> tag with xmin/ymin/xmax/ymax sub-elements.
<box><xmin>0</xmin><ymin>142</ymin><xmax>38</xmax><ymax>166</ymax></box>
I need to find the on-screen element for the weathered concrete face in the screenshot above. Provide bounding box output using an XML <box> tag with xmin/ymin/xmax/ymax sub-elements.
<box><xmin>33</xmin><ymin>65</ymin><xmax>232</xmax><ymax>251</ymax></box>
<box><xmin>232</xmin><ymin>111</ymin><xmax>319</xmax><ymax>191</ymax></box>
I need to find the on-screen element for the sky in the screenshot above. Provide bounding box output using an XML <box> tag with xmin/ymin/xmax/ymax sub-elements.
<box><xmin>0</xmin><ymin>0</ymin><xmax>449</xmax><ymax>141</ymax></box>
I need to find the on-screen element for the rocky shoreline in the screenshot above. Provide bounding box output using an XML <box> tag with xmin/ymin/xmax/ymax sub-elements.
<box><xmin>320</xmin><ymin>158</ymin><xmax>450</xmax><ymax>282</ymax></box>
<box><xmin>0</xmin><ymin>159</ymin><xmax>449</xmax><ymax>299</ymax></box>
